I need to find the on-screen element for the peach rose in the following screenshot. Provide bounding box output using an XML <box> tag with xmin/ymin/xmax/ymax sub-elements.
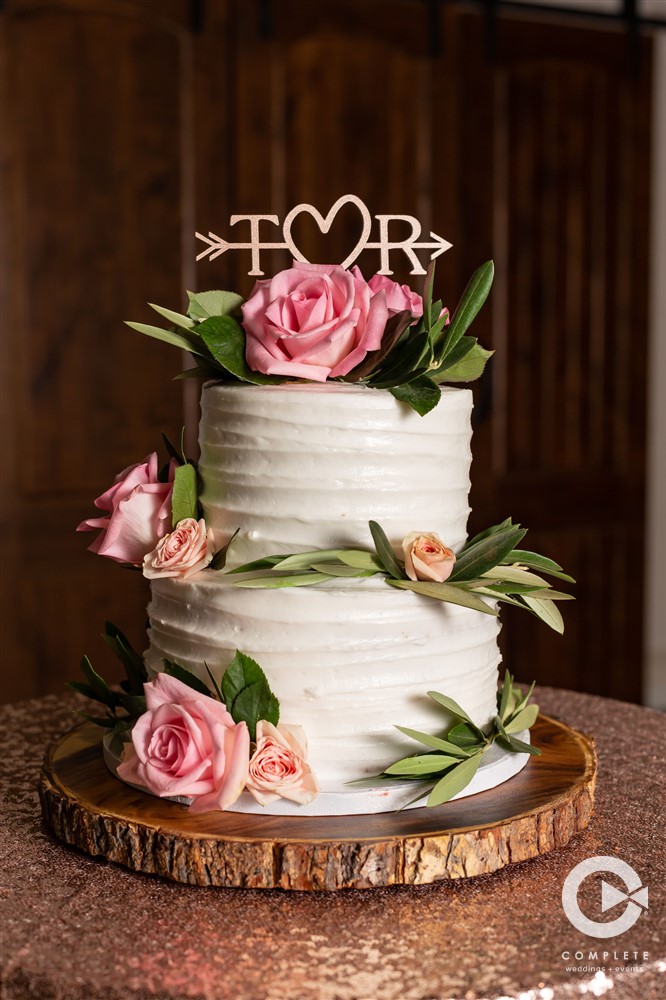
<box><xmin>142</xmin><ymin>517</ymin><xmax>214</xmax><ymax>580</ymax></box>
<box><xmin>402</xmin><ymin>532</ymin><xmax>456</xmax><ymax>583</ymax></box>
<box><xmin>245</xmin><ymin>721</ymin><xmax>319</xmax><ymax>806</ymax></box>
<box><xmin>242</xmin><ymin>262</ymin><xmax>389</xmax><ymax>381</ymax></box>
<box><xmin>77</xmin><ymin>453</ymin><xmax>174</xmax><ymax>565</ymax></box>
<box><xmin>117</xmin><ymin>673</ymin><xmax>249</xmax><ymax>813</ymax></box>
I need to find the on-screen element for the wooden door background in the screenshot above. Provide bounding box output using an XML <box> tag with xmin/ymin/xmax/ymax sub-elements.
<box><xmin>1</xmin><ymin>0</ymin><xmax>651</xmax><ymax>703</ymax></box>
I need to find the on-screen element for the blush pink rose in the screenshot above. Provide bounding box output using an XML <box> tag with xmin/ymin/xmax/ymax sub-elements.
<box><xmin>245</xmin><ymin>721</ymin><xmax>319</xmax><ymax>806</ymax></box>
<box><xmin>366</xmin><ymin>272</ymin><xmax>424</xmax><ymax>318</ymax></box>
<box><xmin>117</xmin><ymin>673</ymin><xmax>250</xmax><ymax>814</ymax></box>
<box><xmin>403</xmin><ymin>532</ymin><xmax>457</xmax><ymax>583</ymax></box>
<box><xmin>242</xmin><ymin>262</ymin><xmax>389</xmax><ymax>381</ymax></box>
<box><xmin>77</xmin><ymin>453</ymin><xmax>174</xmax><ymax>565</ymax></box>
<box><xmin>143</xmin><ymin>517</ymin><xmax>215</xmax><ymax>580</ymax></box>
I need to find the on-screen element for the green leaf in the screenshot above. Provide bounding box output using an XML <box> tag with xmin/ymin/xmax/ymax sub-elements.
<box><xmin>521</xmin><ymin>595</ymin><xmax>565</xmax><ymax>634</ymax></box>
<box><xmin>498</xmin><ymin>669</ymin><xmax>513</xmax><ymax>721</ymax></box>
<box><xmin>389</xmin><ymin>375</ymin><xmax>441</xmax><ymax>416</ymax></box>
<box><xmin>446</xmin><ymin>723</ymin><xmax>487</xmax><ymax>750</ymax></box>
<box><xmin>197</xmin><ymin>315</ymin><xmax>283</xmax><ymax>384</ymax></box>
<box><xmin>220</xmin><ymin>650</ymin><xmax>280</xmax><ymax>741</ymax></box>
<box><xmin>496</xmin><ymin>734</ymin><xmax>541</xmax><ymax>756</ymax></box>
<box><xmin>504</xmin><ymin>549</ymin><xmax>576</xmax><ymax>584</ymax></box>
<box><xmin>67</xmin><ymin>680</ymin><xmax>104</xmax><ymax>702</ymax></box>
<box><xmin>427</xmin><ymin>752</ymin><xmax>484</xmax><ymax>807</ymax></box>
<box><xmin>125</xmin><ymin>321</ymin><xmax>208</xmax><ymax>357</ymax></box>
<box><xmin>231</xmin><ymin>681</ymin><xmax>279</xmax><ymax>741</ymax></box>
<box><xmin>431</xmin><ymin>333</ymin><xmax>476</xmax><ymax>372</ymax></box>
<box><xmin>173</xmin><ymin>366</ymin><xmax>220</xmax><ymax>380</ymax></box>
<box><xmin>450</xmin><ymin>526</ymin><xmax>527</xmax><ymax>582</ymax></box>
<box><xmin>171</xmin><ymin>462</ymin><xmax>198</xmax><ymax>527</ymax></box>
<box><xmin>310</xmin><ymin>563</ymin><xmax>378</xmax><ymax>578</ymax></box>
<box><xmin>221</xmin><ymin>650</ymin><xmax>266</xmax><ymax>709</ymax></box>
<box><xmin>272</xmin><ymin>549</ymin><xmax>344</xmax><ymax>570</ymax></box>
<box><xmin>76</xmin><ymin>711</ymin><xmax>117</xmax><ymax>729</ymax></box>
<box><xmin>466</xmin><ymin>518</ymin><xmax>514</xmax><ymax>548</ymax></box>
<box><xmin>433</xmin><ymin>340</ymin><xmax>493</xmax><ymax>384</ymax></box>
<box><xmin>203</xmin><ymin>661</ymin><xmax>225</xmax><ymax>703</ymax></box>
<box><xmin>438</xmin><ymin>260</ymin><xmax>494</xmax><ymax>361</ymax></box>
<box><xmin>186</xmin><ymin>290</ymin><xmax>244</xmax><ymax>320</ymax></box>
<box><xmin>512</xmin><ymin>680</ymin><xmax>536</xmax><ymax>716</ymax></box>
<box><xmin>482</xmin><ymin>565</ymin><xmax>549</xmax><ymax>587</ymax></box>
<box><xmin>426</xmin><ymin>690</ymin><xmax>476</xmax><ymax>725</ymax></box>
<box><xmin>117</xmin><ymin>693</ymin><xmax>147</xmax><ymax>717</ymax></box>
<box><xmin>336</xmin><ymin>550</ymin><xmax>383</xmax><ymax>571</ymax></box>
<box><xmin>368</xmin><ymin>520</ymin><xmax>404</xmax><ymax>580</ymax></box>
<box><xmin>386</xmin><ymin>578</ymin><xmax>498</xmax><ymax>615</ymax></box>
<box><xmin>233</xmin><ymin>572</ymin><xmax>332</xmax><ymax>588</ymax></box>
<box><xmin>101</xmin><ymin>622</ymin><xmax>147</xmax><ymax>692</ymax></box>
<box><xmin>504</xmin><ymin>704</ymin><xmax>539</xmax><ymax>734</ymax></box>
<box><xmin>161</xmin><ymin>431</ymin><xmax>185</xmax><ymax>466</ymax></box>
<box><xmin>344</xmin><ymin>310</ymin><xmax>414</xmax><ymax>381</ymax></box>
<box><xmin>226</xmin><ymin>555</ymin><xmax>284</xmax><ymax>574</ymax></box>
<box><xmin>209</xmin><ymin>527</ymin><xmax>241</xmax><ymax>571</ymax></box>
<box><xmin>369</xmin><ymin>327</ymin><xmax>432</xmax><ymax>388</ymax></box>
<box><xmin>385</xmin><ymin>754</ymin><xmax>462</xmax><ymax>776</ymax></box>
<box><xmin>79</xmin><ymin>655</ymin><xmax>118</xmax><ymax>709</ymax></box>
<box><xmin>394</xmin><ymin>725</ymin><xmax>470</xmax><ymax>756</ymax></box>
<box><xmin>422</xmin><ymin>260</ymin><xmax>436</xmax><ymax>331</ymax></box>
<box><xmin>162</xmin><ymin>659</ymin><xmax>213</xmax><ymax>697</ymax></box>
<box><xmin>148</xmin><ymin>303</ymin><xmax>196</xmax><ymax>330</ymax></box>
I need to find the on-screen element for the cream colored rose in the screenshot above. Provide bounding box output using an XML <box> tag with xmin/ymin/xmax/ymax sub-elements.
<box><xmin>246</xmin><ymin>721</ymin><xmax>319</xmax><ymax>806</ymax></box>
<box><xmin>402</xmin><ymin>531</ymin><xmax>456</xmax><ymax>583</ymax></box>
<box><xmin>142</xmin><ymin>517</ymin><xmax>214</xmax><ymax>580</ymax></box>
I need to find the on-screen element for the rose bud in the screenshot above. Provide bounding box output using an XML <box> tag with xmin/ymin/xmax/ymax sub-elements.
<box><xmin>402</xmin><ymin>531</ymin><xmax>456</xmax><ymax>583</ymax></box>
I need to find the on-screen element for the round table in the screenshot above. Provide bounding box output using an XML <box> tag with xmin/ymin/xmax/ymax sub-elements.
<box><xmin>1</xmin><ymin>688</ymin><xmax>664</xmax><ymax>1000</ymax></box>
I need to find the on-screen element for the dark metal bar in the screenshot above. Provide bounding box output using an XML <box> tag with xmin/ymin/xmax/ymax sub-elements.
<box><xmin>441</xmin><ymin>0</ymin><xmax>666</xmax><ymax>31</ymax></box>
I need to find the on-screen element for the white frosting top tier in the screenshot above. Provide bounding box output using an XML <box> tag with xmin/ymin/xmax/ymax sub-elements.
<box><xmin>199</xmin><ymin>382</ymin><xmax>473</xmax><ymax>564</ymax></box>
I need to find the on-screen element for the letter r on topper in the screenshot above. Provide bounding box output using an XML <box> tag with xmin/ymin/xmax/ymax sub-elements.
<box><xmin>195</xmin><ymin>194</ymin><xmax>453</xmax><ymax>276</ymax></box>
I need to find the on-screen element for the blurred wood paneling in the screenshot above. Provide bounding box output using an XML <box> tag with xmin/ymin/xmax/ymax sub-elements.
<box><xmin>1</xmin><ymin>0</ymin><xmax>651</xmax><ymax>703</ymax></box>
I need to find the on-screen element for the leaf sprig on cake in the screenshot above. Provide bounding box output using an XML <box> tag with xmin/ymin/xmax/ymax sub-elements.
<box><xmin>350</xmin><ymin>671</ymin><xmax>541</xmax><ymax>808</ymax></box>
<box><xmin>125</xmin><ymin>261</ymin><xmax>494</xmax><ymax>415</ymax></box>
<box><xmin>223</xmin><ymin>519</ymin><xmax>574</xmax><ymax>632</ymax></box>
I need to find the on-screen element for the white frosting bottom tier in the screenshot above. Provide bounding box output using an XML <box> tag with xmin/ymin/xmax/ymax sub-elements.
<box><xmin>103</xmin><ymin>729</ymin><xmax>529</xmax><ymax>816</ymax></box>
<box><xmin>145</xmin><ymin>573</ymin><xmax>502</xmax><ymax>789</ymax></box>
<box><xmin>198</xmin><ymin>382</ymin><xmax>473</xmax><ymax>565</ymax></box>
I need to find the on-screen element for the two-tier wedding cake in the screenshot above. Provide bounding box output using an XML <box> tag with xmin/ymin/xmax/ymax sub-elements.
<box><xmin>75</xmin><ymin>237</ymin><xmax>572</xmax><ymax>818</ymax></box>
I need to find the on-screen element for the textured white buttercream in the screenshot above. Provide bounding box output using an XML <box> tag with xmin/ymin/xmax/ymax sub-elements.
<box><xmin>146</xmin><ymin>575</ymin><xmax>501</xmax><ymax>788</ymax></box>
<box><xmin>198</xmin><ymin>382</ymin><xmax>472</xmax><ymax>565</ymax></box>
<box><xmin>145</xmin><ymin>382</ymin><xmax>503</xmax><ymax>800</ymax></box>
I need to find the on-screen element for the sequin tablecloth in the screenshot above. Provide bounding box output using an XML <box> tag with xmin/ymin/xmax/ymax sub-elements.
<box><xmin>1</xmin><ymin>688</ymin><xmax>664</xmax><ymax>1000</ymax></box>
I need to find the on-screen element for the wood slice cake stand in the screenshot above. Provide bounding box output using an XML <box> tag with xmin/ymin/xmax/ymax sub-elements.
<box><xmin>39</xmin><ymin>714</ymin><xmax>596</xmax><ymax>891</ymax></box>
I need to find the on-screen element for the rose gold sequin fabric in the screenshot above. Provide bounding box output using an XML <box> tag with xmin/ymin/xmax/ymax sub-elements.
<box><xmin>1</xmin><ymin>688</ymin><xmax>664</xmax><ymax>1000</ymax></box>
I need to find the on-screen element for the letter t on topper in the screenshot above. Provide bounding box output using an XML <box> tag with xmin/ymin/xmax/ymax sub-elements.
<box><xmin>229</xmin><ymin>214</ymin><xmax>281</xmax><ymax>276</ymax></box>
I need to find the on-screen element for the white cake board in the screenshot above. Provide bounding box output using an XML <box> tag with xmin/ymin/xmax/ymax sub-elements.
<box><xmin>103</xmin><ymin>731</ymin><xmax>531</xmax><ymax>816</ymax></box>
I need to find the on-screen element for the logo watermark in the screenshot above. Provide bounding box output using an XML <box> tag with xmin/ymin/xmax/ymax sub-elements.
<box><xmin>561</xmin><ymin>856</ymin><xmax>648</xmax><ymax>939</ymax></box>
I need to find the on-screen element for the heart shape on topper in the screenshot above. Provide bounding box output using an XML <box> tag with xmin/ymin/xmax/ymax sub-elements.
<box><xmin>282</xmin><ymin>195</ymin><xmax>372</xmax><ymax>270</ymax></box>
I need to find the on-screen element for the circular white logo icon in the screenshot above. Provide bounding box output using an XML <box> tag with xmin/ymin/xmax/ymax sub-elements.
<box><xmin>562</xmin><ymin>856</ymin><xmax>649</xmax><ymax>938</ymax></box>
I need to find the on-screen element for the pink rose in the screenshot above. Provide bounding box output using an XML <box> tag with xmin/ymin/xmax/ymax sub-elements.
<box><xmin>117</xmin><ymin>673</ymin><xmax>250</xmax><ymax>814</ymax></box>
<box><xmin>366</xmin><ymin>272</ymin><xmax>424</xmax><ymax>318</ymax></box>
<box><xmin>242</xmin><ymin>262</ymin><xmax>389</xmax><ymax>382</ymax></box>
<box><xmin>245</xmin><ymin>721</ymin><xmax>319</xmax><ymax>806</ymax></box>
<box><xmin>77</xmin><ymin>453</ymin><xmax>174</xmax><ymax>565</ymax></box>
<box><xmin>143</xmin><ymin>517</ymin><xmax>215</xmax><ymax>580</ymax></box>
<box><xmin>403</xmin><ymin>532</ymin><xmax>457</xmax><ymax>583</ymax></box>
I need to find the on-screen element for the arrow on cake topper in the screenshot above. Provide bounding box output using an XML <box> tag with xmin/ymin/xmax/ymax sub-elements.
<box><xmin>195</xmin><ymin>194</ymin><xmax>453</xmax><ymax>277</ymax></box>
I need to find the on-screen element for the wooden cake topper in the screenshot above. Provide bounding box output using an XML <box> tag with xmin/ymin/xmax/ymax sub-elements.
<box><xmin>195</xmin><ymin>193</ymin><xmax>453</xmax><ymax>277</ymax></box>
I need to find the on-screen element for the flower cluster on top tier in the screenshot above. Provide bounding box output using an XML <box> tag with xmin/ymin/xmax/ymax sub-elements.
<box><xmin>127</xmin><ymin>259</ymin><xmax>494</xmax><ymax>417</ymax></box>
